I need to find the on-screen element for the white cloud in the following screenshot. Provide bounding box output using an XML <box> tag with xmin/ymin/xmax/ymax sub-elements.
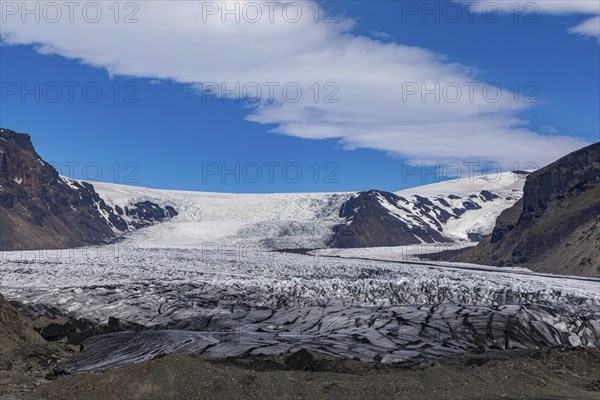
<box><xmin>372</xmin><ymin>31</ymin><xmax>394</xmax><ymax>41</ymax></box>
<box><xmin>569</xmin><ymin>15</ymin><xmax>600</xmax><ymax>41</ymax></box>
<box><xmin>540</xmin><ymin>125</ymin><xmax>559</xmax><ymax>134</ymax></box>
<box><xmin>458</xmin><ymin>0</ymin><xmax>600</xmax><ymax>39</ymax></box>
<box><xmin>0</xmin><ymin>1</ymin><xmax>592</xmax><ymax>167</ymax></box>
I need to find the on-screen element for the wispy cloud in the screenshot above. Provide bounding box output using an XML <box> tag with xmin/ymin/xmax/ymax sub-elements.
<box><xmin>372</xmin><ymin>31</ymin><xmax>394</xmax><ymax>41</ymax></box>
<box><xmin>540</xmin><ymin>125</ymin><xmax>559</xmax><ymax>134</ymax></box>
<box><xmin>569</xmin><ymin>15</ymin><xmax>600</xmax><ymax>41</ymax></box>
<box><xmin>457</xmin><ymin>0</ymin><xmax>600</xmax><ymax>40</ymax></box>
<box><xmin>1</xmin><ymin>1</ymin><xmax>592</xmax><ymax>166</ymax></box>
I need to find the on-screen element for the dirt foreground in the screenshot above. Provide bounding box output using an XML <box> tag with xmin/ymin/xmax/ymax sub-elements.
<box><xmin>9</xmin><ymin>347</ymin><xmax>599</xmax><ymax>400</ymax></box>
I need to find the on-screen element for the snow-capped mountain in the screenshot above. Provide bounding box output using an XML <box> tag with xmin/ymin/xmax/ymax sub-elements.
<box><xmin>3</xmin><ymin>129</ymin><xmax>597</xmax><ymax>373</ymax></box>
<box><xmin>394</xmin><ymin>172</ymin><xmax>527</xmax><ymax>242</ymax></box>
<box><xmin>1</xmin><ymin>128</ymin><xmax>526</xmax><ymax>251</ymax></box>
<box><xmin>330</xmin><ymin>172</ymin><xmax>527</xmax><ymax>248</ymax></box>
<box><xmin>0</xmin><ymin>129</ymin><xmax>177</xmax><ymax>251</ymax></box>
<box><xmin>333</xmin><ymin>171</ymin><xmax>527</xmax><ymax>246</ymax></box>
<box><xmin>90</xmin><ymin>171</ymin><xmax>527</xmax><ymax>250</ymax></box>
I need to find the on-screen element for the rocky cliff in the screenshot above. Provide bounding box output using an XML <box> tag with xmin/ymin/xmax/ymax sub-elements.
<box><xmin>455</xmin><ymin>142</ymin><xmax>600</xmax><ymax>277</ymax></box>
<box><xmin>0</xmin><ymin>128</ymin><xmax>177</xmax><ymax>251</ymax></box>
<box><xmin>0</xmin><ymin>293</ymin><xmax>77</xmax><ymax>394</ymax></box>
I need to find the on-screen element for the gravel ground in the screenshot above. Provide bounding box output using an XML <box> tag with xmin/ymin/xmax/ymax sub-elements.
<box><xmin>11</xmin><ymin>347</ymin><xmax>600</xmax><ymax>400</ymax></box>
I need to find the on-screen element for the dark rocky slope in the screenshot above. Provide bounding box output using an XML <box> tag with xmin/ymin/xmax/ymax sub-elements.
<box><xmin>0</xmin><ymin>293</ymin><xmax>77</xmax><ymax>395</ymax></box>
<box><xmin>455</xmin><ymin>141</ymin><xmax>600</xmax><ymax>277</ymax></box>
<box><xmin>0</xmin><ymin>128</ymin><xmax>177</xmax><ymax>250</ymax></box>
<box><xmin>329</xmin><ymin>185</ymin><xmax>513</xmax><ymax>248</ymax></box>
<box><xmin>330</xmin><ymin>190</ymin><xmax>451</xmax><ymax>248</ymax></box>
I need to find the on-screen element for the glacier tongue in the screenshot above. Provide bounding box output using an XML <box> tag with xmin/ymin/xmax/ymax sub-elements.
<box><xmin>89</xmin><ymin>181</ymin><xmax>350</xmax><ymax>249</ymax></box>
<box><xmin>61</xmin><ymin>302</ymin><xmax>600</xmax><ymax>372</ymax></box>
<box><xmin>1</xmin><ymin>245</ymin><xmax>598</xmax><ymax>371</ymax></box>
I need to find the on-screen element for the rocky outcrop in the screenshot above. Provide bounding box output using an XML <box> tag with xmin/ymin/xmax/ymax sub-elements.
<box><xmin>330</xmin><ymin>190</ymin><xmax>451</xmax><ymax>248</ymax></box>
<box><xmin>455</xmin><ymin>142</ymin><xmax>600</xmax><ymax>277</ymax></box>
<box><xmin>11</xmin><ymin>300</ymin><xmax>148</xmax><ymax>347</ymax></box>
<box><xmin>120</xmin><ymin>201</ymin><xmax>178</xmax><ymax>229</ymax></box>
<box><xmin>0</xmin><ymin>293</ymin><xmax>77</xmax><ymax>395</ymax></box>
<box><xmin>329</xmin><ymin>181</ymin><xmax>520</xmax><ymax>248</ymax></box>
<box><xmin>0</xmin><ymin>128</ymin><xmax>177</xmax><ymax>251</ymax></box>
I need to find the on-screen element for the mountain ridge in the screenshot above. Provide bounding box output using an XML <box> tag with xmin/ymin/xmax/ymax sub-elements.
<box><xmin>0</xmin><ymin>127</ymin><xmax>526</xmax><ymax>255</ymax></box>
<box><xmin>330</xmin><ymin>172</ymin><xmax>526</xmax><ymax>248</ymax></box>
<box><xmin>0</xmin><ymin>128</ymin><xmax>177</xmax><ymax>251</ymax></box>
<box><xmin>454</xmin><ymin>141</ymin><xmax>600</xmax><ymax>277</ymax></box>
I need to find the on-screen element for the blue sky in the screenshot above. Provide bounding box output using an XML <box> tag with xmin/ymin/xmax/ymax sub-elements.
<box><xmin>1</xmin><ymin>0</ymin><xmax>598</xmax><ymax>193</ymax></box>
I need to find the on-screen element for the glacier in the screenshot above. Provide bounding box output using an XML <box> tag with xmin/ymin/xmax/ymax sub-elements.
<box><xmin>1</xmin><ymin>245</ymin><xmax>598</xmax><ymax>371</ymax></box>
<box><xmin>86</xmin><ymin>170</ymin><xmax>527</xmax><ymax>249</ymax></box>
<box><xmin>1</xmin><ymin>172</ymin><xmax>598</xmax><ymax>372</ymax></box>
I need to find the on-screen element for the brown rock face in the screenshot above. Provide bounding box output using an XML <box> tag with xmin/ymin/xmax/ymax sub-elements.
<box><xmin>0</xmin><ymin>128</ymin><xmax>119</xmax><ymax>250</ymax></box>
<box><xmin>0</xmin><ymin>293</ymin><xmax>78</xmax><ymax>395</ymax></box>
<box><xmin>0</xmin><ymin>128</ymin><xmax>177</xmax><ymax>251</ymax></box>
<box><xmin>0</xmin><ymin>293</ymin><xmax>42</xmax><ymax>355</ymax></box>
<box><xmin>455</xmin><ymin>141</ymin><xmax>600</xmax><ymax>277</ymax></box>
